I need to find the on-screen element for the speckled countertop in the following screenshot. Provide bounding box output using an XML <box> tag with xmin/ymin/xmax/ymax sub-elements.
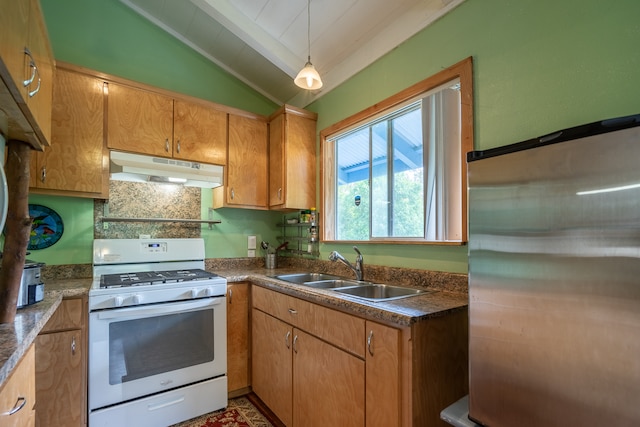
<box><xmin>0</xmin><ymin>278</ymin><xmax>92</xmax><ymax>390</ymax></box>
<box><xmin>217</xmin><ymin>267</ymin><xmax>468</xmax><ymax>327</ymax></box>
<box><xmin>0</xmin><ymin>262</ymin><xmax>468</xmax><ymax>390</ymax></box>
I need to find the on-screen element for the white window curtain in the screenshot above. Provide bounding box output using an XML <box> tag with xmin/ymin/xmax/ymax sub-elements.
<box><xmin>423</xmin><ymin>88</ymin><xmax>462</xmax><ymax>241</ymax></box>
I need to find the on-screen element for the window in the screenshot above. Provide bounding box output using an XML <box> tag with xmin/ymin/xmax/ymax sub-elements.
<box><xmin>321</xmin><ymin>57</ymin><xmax>473</xmax><ymax>244</ymax></box>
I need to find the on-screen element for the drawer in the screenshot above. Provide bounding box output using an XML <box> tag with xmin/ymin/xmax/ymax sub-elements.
<box><xmin>252</xmin><ymin>286</ymin><xmax>365</xmax><ymax>358</ymax></box>
<box><xmin>41</xmin><ymin>297</ymin><xmax>84</xmax><ymax>333</ymax></box>
<box><xmin>0</xmin><ymin>345</ymin><xmax>36</xmax><ymax>427</ymax></box>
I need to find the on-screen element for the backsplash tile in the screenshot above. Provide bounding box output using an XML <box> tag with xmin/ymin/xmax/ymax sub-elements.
<box><xmin>94</xmin><ymin>181</ymin><xmax>201</xmax><ymax>239</ymax></box>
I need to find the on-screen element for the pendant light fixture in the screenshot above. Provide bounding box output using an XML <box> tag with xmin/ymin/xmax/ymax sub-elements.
<box><xmin>294</xmin><ymin>0</ymin><xmax>323</xmax><ymax>90</ymax></box>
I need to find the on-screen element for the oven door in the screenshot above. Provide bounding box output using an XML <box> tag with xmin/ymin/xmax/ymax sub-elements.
<box><xmin>89</xmin><ymin>296</ymin><xmax>226</xmax><ymax>411</ymax></box>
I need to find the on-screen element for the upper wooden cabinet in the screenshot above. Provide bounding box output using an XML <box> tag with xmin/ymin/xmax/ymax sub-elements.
<box><xmin>269</xmin><ymin>105</ymin><xmax>317</xmax><ymax>210</ymax></box>
<box><xmin>213</xmin><ymin>113</ymin><xmax>268</xmax><ymax>210</ymax></box>
<box><xmin>0</xmin><ymin>0</ymin><xmax>54</xmax><ymax>150</ymax></box>
<box><xmin>106</xmin><ymin>83</ymin><xmax>174</xmax><ymax>157</ymax></box>
<box><xmin>107</xmin><ymin>83</ymin><xmax>227</xmax><ymax>165</ymax></box>
<box><xmin>173</xmin><ymin>99</ymin><xmax>227</xmax><ymax>165</ymax></box>
<box><xmin>30</xmin><ymin>64</ymin><xmax>107</xmax><ymax>198</ymax></box>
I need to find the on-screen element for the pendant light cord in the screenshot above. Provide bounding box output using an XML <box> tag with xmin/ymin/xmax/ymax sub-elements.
<box><xmin>306</xmin><ymin>0</ymin><xmax>311</xmax><ymax>62</ymax></box>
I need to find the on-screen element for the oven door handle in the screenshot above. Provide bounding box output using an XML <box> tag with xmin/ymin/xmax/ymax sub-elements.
<box><xmin>96</xmin><ymin>297</ymin><xmax>224</xmax><ymax>320</ymax></box>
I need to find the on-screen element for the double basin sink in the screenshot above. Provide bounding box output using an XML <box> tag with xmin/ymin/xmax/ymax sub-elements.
<box><xmin>270</xmin><ymin>272</ymin><xmax>426</xmax><ymax>302</ymax></box>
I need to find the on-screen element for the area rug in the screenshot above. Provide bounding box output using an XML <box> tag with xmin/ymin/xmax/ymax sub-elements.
<box><xmin>171</xmin><ymin>396</ymin><xmax>274</xmax><ymax>427</ymax></box>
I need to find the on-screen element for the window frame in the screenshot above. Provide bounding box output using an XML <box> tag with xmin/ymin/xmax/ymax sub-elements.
<box><xmin>319</xmin><ymin>56</ymin><xmax>473</xmax><ymax>245</ymax></box>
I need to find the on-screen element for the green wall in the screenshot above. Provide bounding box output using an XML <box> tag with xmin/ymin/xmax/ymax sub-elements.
<box><xmin>40</xmin><ymin>0</ymin><xmax>277</xmax><ymax>115</ymax></box>
<box><xmin>30</xmin><ymin>0</ymin><xmax>640</xmax><ymax>272</ymax></box>
<box><xmin>307</xmin><ymin>0</ymin><xmax>640</xmax><ymax>273</ymax></box>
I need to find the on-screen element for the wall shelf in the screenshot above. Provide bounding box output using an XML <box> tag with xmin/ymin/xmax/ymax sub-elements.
<box><xmin>100</xmin><ymin>217</ymin><xmax>221</xmax><ymax>229</ymax></box>
<box><xmin>277</xmin><ymin>215</ymin><xmax>319</xmax><ymax>258</ymax></box>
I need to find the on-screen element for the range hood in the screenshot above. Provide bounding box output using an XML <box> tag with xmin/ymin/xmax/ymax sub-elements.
<box><xmin>110</xmin><ymin>151</ymin><xmax>223</xmax><ymax>188</ymax></box>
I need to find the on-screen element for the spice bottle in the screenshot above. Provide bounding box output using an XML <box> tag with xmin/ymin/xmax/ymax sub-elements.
<box><xmin>309</xmin><ymin>207</ymin><xmax>316</xmax><ymax>224</ymax></box>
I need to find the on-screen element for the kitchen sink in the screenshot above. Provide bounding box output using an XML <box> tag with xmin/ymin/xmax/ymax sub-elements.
<box><xmin>270</xmin><ymin>273</ymin><xmax>426</xmax><ymax>302</ymax></box>
<box><xmin>302</xmin><ymin>279</ymin><xmax>370</xmax><ymax>289</ymax></box>
<box><xmin>333</xmin><ymin>284</ymin><xmax>426</xmax><ymax>302</ymax></box>
<box><xmin>270</xmin><ymin>272</ymin><xmax>342</xmax><ymax>284</ymax></box>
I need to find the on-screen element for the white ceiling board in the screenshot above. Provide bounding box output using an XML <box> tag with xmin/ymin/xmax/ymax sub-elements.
<box><xmin>119</xmin><ymin>0</ymin><xmax>466</xmax><ymax>106</ymax></box>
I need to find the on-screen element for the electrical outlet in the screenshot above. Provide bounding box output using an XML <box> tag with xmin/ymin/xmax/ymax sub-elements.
<box><xmin>247</xmin><ymin>235</ymin><xmax>257</xmax><ymax>250</ymax></box>
<box><xmin>248</xmin><ymin>249</ymin><xmax>256</xmax><ymax>258</ymax></box>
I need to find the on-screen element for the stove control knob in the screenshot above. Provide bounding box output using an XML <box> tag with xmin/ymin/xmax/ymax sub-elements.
<box><xmin>114</xmin><ymin>296</ymin><xmax>124</xmax><ymax>307</ymax></box>
<box><xmin>131</xmin><ymin>294</ymin><xmax>141</xmax><ymax>305</ymax></box>
<box><xmin>206</xmin><ymin>287</ymin><xmax>215</xmax><ymax>297</ymax></box>
<box><xmin>190</xmin><ymin>289</ymin><xmax>198</xmax><ymax>299</ymax></box>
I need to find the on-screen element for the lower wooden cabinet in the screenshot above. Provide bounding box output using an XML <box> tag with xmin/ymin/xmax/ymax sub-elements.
<box><xmin>365</xmin><ymin>321</ymin><xmax>401</xmax><ymax>427</ymax></box>
<box><xmin>0</xmin><ymin>345</ymin><xmax>36</xmax><ymax>427</ymax></box>
<box><xmin>252</xmin><ymin>308</ymin><xmax>293</xmax><ymax>425</ymax></box>
<box><xmin>252</xmin><ymin>286</ymin><xmax>367</xmax><ymax>427</ymax></box>
<box><xmin>227</xmin><ymin>281</ymin><xmax>251</xmax><ymax>396</ymax></box>
<box><xmin>35</xmin><ymin>297</ymin><xmax>87</xmax><ymax>427</ymax></box>
<box><xmin>251</xmin><ymin>285</ymin><xmax>468</xmax><ymax>427</ymax></box>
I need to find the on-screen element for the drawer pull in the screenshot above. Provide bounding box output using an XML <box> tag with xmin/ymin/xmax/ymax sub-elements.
<box><xmin>285</xmin><ymin>331</ymin><xmax>291</xmax><ymax>349</ymax></box>
<box><xmin>367</xmin><ymin>330</ymin><xmax>374</xmax><ymax>356</ymax></box>
<box><xmin>288</xmin><ymin>308</ymin><xmax>297</xmax><ymax>315</ymax></box>
<box><xmin>8</xmin><ymin>397</ymin><xmax>26</xmax><ymax>415</ymax></box>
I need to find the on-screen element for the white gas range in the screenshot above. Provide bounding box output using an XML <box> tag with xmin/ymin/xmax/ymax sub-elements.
<box><xmin>89</xmin><ymin>238</ymin><xmax>227</xmax><ymax>427</ymax></box>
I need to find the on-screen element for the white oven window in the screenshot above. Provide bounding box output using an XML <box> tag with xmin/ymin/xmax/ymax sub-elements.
<box><xmin>108</xmin><ymin>309</ymin><xmax>216</xmax><ymax>385</ymax></box>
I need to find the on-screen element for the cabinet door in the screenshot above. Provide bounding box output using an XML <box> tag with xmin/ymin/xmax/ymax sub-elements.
<box><xmin>269</xmin><ymin>112</ymin><xmax>285</xmax><ymax>206</ymax></box>
<box><xmin>268</xmin><ymin>108</ymin><xmax>317</xmax><ymax>210</ymax></box>
<box><xmin>25</xmin><ymin>0</ymin><xmax>53</xmax><ymax>144</ymax></box>
<box><xmin>0</xmin><ymin>0</ymin><xmax>30</xmax><ymax>101</ymax></box>
<box><xmin>0</xmin><ymin>345</ymin><xmax>35</xmax><ymax>427</ymax></box>
<box><xmin>107</xmin><ymin>82</ymin><xmax>173</xmax><ymax>156</ymax></box>
<box><xmin>252</xmin><ymin>308</ymin><xmax>292</xmax><ymax>426</ymax></box>
<box><xmin>365</xmin><ymin>321</ymin><xmax>401</xmax><ymax>427</ymax></box>
<box><xmin>293</xmin><ymin>328</ymin><xmax>365</xmax><ymax>427</ymax></box>
<box><xmin>174</xmin><ymin>99</ymin><xmax>227</xmax><ymax>165</ymax></box>
<box><xmin>32</xmin><ymin>67</ymin><xmax>106</xmax><ymax>196</ymax></box>
<box><xmin>35</xmin><ymin>329</ymin><xmax>85</xmax><ymax>427</ymax></box>
<box><xmin>225</xmin><ymin>114</ymin><xmax>268</xmax><ymax>208</ymax></box>
<box><xmin>227</xmin><ymin>282</ymin><xmax>250</xmax><ymax>394</ymax></box>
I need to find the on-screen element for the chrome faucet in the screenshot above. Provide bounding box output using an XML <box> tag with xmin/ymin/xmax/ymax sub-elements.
<box><xmin>329</xmin><ymin>246</ymin><xmax>364</xmax><ymax>281</ymax></box>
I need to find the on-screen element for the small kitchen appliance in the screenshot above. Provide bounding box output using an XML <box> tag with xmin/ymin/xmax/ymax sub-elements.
<box><xmin>88</xmin><ymin>238</ymin><xmax>227</xmax><ymax>427</ymax></box>
<box><xmin>16</xmin><ymin>260</ymin><xmax>45</xmax><ymax>308</ymax></box>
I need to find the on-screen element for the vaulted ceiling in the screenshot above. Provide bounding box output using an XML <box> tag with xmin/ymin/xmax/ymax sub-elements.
<box><xmin>120</xmin><ymin>0</ymin><xmax>465</xmax><ymax>107</ymax></box>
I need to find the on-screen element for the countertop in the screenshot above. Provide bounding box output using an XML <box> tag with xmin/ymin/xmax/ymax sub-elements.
<box><xmin>0</xmin><ymin>268</ymin><xmax>467</xmax><ymax>390</ymax></box>
<box><xmin>0</xmin><ymin>277</ymin><xmax>91</xmax><ymax>390</ymax></box>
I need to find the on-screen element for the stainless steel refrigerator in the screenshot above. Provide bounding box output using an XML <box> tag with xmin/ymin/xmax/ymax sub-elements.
<box><xmin>466</xmin><ymin>114</ymin><xmax>640</xmax><ymax>427</ymax></box>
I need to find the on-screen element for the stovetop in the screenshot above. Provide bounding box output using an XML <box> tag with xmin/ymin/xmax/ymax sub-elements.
<box><xmin>100</xmin><ymin>269</ymin><xmax>218</xmax><ymax>289</ymax></box>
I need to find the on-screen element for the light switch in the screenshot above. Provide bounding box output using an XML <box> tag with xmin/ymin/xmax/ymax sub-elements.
<box><xmin>247</xmin><ymin>235</ymin><xmax>257</xmax><ymax>250</ymax></box>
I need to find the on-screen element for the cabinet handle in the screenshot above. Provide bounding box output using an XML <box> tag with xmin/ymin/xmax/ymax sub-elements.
<box><xmin>367</xmin><ymin>330</ymin><xmax>374</xmax><ymax>356</ymax></box>
<box><xmin>71</xmin><ymin>336</ymin><xmax>76</xmax><ymax>356</ymax></box>
<box><xmin>7</xmin><ymin>396</ymin><xmax>26</xmax><ymax>415</ymax></box>
<box><xmin>228</xmin><ymin>288</ymin><xmax>233</xmax><ymax>304</ymax></box>
<box><xmin>176</xmin><ymin>140</ymin><xmax>181</xmax><ymax>154</ymax></box>
<box><xmin>230</xmin><ymin>188</ymin><xmax>235</xmax><ymax>200</ymax></box>
<box><xmin>23</xmin><ymin>49</ymin><xmax>36</xmax><ymax>87</ymax></box>
<box><xmin>293</xmin><ymin>334</ymin><xmax>298</xmax><ymax>353</ymax></box>
<box><xmin>164</xmin><ymin>138</ymin><xmax>170</xmax><ymax>152</ymax></box>
<box><xmin>285</xmin><ymin>331</ymin><xmax>291</xmax><ymax>349</ymax></box>
<box><xmin>278</xmin><ymin>187</ymin><xmax>282</xmax><ymax>200</ymax></box>
<box><xmin>28</xmin><ymin>76</ymin><xmax>41</xmax><ymax>98</ymax></box>
<box><xmin>40</xmin><ymin>167</ymin><xmax>46</xmax><ymax>183</ymax></box>
<box><xmin>288</xmin><ymin>308</ymin><xmax>297</xmax><ymax>315</ymax></box>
